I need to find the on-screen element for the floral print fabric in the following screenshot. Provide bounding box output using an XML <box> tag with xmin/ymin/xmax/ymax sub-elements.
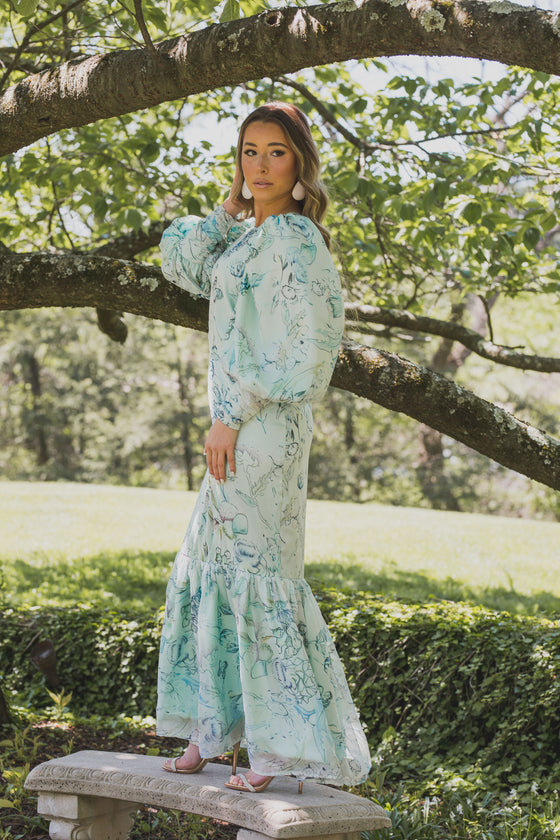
<box><xmin>156</xmin><ymin>207</ymin><xmax>371</xmax><ymax>785</ymax></box>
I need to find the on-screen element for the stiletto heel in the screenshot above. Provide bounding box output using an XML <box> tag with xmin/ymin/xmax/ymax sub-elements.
<box><xmin>232</xmin><ymin>741</ymin><xmax>241</xmax><ymax>776</ymax></box>
<box><xmin>297</xmin><ymin>778</ymin><xmax>304</xmax><ymax>794</ymax></box>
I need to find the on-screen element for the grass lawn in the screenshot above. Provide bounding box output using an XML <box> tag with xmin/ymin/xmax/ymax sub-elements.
<box><xmin>2</xmin><ymin>481</ymin><xmax>559</xmax><ymax>615</ymax></box>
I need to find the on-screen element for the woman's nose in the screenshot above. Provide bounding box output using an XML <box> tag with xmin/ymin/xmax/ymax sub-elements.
<box><xmin>257</xmin><ymin>155</ymin><xmax>268</xmax><ymax>172</ymax></box>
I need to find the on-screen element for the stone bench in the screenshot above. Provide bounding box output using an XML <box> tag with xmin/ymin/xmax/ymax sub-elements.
<box><xmin>25</xmin><ymin>750</ymin><xmax>391</xmax><ymax>840</ymax></box>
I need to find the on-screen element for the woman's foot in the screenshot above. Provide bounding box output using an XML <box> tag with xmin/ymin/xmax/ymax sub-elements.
<box><xmin>163</xmin><ymin>743</ymin><xmax>208</xmax><ymax>774</ymax></box>
<box><xmin>225</xmin><ymin>770</ymin><xmax>274</xmax><ymax>793</ymax></box>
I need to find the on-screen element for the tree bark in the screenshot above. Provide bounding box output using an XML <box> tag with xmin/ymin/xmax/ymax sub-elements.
<box><xmin>1</xmin><ymin>0</ymin><xmax>559</xmax><ymax>156</ymax></box>
<box><xmin>0</xmin><ymin>683</ymin><xmax>10</xmax><ymax>724</ymax></box>
<box><xmin>1</xmin><ymin>249</ymin><xmax>558</xmax><ymax>490</ymax></box>
<box><xmin>331</xmin><ymin>338</ymin><xmax>560</xmax><ymax>491</ymax></box>
<box><xmin>19</xmin><ymin>349</ymin><xmax>49</xmax><ymax>465</ymax></box>
<box><xmin>345</xmin><ymin>303</ymin><xmax>560</xmax><ymax>373</ymax></box>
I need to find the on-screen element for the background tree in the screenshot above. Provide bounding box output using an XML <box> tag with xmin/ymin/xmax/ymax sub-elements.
<box><xmin>0</xmin><ymin>0</ymin><xmax>559</xmax><ymax>503</ymax></box>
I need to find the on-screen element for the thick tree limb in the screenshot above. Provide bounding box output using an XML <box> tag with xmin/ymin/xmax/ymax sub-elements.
<box><xmin>0</xmin><ymin>250</ymin><xmax>209</xmax><ymax>332</ymax></box>
<box><xmin>92</xmin><ymin>221</ymin><xmax>166</xmax><ymax>341</ymax></box>
<box><xmin>345</xmin><ymin>302</ymin><xmax>560</xmax><ymax>372</ymax></box>
<box><xmin>1</xmin><ymin>249</ymin><xmax>558</xmax><ymax>490</ymax></box>
<box><xmin>331</xmin><ymin>338</ymin><xmax>560</xmax><ymax>491</ymax></box>
<box><xmin>1</xmin><ymin>0</ymin><xmax>559</xmax><ymax>157</ymax></box>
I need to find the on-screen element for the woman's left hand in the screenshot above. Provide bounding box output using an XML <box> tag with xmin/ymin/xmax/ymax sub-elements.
<box><xmin>204</xmin><ymin>419</ymin><xmax>238</xmax><ymax>483</ymax></box>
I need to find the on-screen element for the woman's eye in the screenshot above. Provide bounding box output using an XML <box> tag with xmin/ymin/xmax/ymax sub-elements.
<box><xmin>243</xmin><ymin>149</ymin><xmax>256</xmax><ymax>156</ymax></box>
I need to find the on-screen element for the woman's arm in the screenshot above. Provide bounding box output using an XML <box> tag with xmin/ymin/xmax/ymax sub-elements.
<box><xmin>160</xmin><ymin>178</ymin><xmax>245</xmax><ymax>299</ymax></box>
<box><xmin>213</xmin><ymin>215</ymin><xmax>344</xmax><ymax>431</ymax></box>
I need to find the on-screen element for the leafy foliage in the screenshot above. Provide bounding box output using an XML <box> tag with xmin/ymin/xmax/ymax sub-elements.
<box><xmin>1</xmin><ymin>4</ymin><xmax>560</xmax><ymax>502</ymax></box>
<box><xmin>3</xmin><ymin>593</ymin><xmax>560</xmax><ymax>797</ymax></box>
<box><xmin>0</xmin><ymin>310</ymin><xmax>210</xmax><ymax>489</ymax></box>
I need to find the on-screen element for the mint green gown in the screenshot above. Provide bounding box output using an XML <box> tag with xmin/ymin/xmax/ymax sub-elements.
<box><xmin>156</xmin><ymin>206</ymin><xmax>371</xmax><ymax>785</ymax></box>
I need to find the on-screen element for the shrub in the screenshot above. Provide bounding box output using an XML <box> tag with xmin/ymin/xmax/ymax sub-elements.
<box><xmin>2</xmin><ymin>592</ymin><xmax>560</xmax><ymax>795</ymax></box>
<box><xmin>318</xmin><ymin>591</ymin><xmax>560</xmax><ymax>795</ymax></box>
<box><xmin>0</xmin><ymin>607</ymin><xmax>162</xmax><ymax>716</ymax></box>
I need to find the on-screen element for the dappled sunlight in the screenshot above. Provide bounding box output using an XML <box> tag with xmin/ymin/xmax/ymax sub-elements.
<box><xmin>2</xmin><ymin>482</ymin><xmax>559</xmax><ymax>617</ymax></box>
<box><xmin>6</xmin><ymin>550</ymin><xmax>174</xmax><ymax>611</ymax></box>
<box><xmin>306</xmin><ymin>559</ymin><xmax>560</xmax><ymax>617</ymax></box>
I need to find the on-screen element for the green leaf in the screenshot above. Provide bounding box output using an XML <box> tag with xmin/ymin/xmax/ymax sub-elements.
<box><xmin>220</xmin><ymin>0</ymin><xmax>240</xmax><ymax>22</ymax></box>
<box><xmin>462</xmin><ymin>202</ymin><xmax>482</xmax><ymax>224</ymax></box>
<box><xmin>240</xmin><ymin>0</ymin><xmax>267</xmax><ymax>15</ymax></box>
<box><xmin>14</xmin><ymin>0</ymin><xmax>40</xmax><ymax>16</ymax></box>
<box><xmin>0</xmin><ymin>798</ymin><xmax>14</xmax><ymax>808</ymax></box>
<box><xmin>125</xmin><ymin>208</ymin><xmax>143</xmax><ymax>231</ymax></box>
<box><xmin>523</xmin><ymin>226</ymin><xmax>541</xmax><ymax>250</ymax></box>
<box><xmin>141</xmin><ymin>141</ymin><xmax>160</xmax><ymax>164</ymax></box>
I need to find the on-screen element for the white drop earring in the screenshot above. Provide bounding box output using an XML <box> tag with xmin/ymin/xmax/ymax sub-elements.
<box><xmin>242</xmin><ymin>181</ymin><xmax>253</xmax><ymax>200</ymax></box>
<box><xmin>292</xmin><ymin>181</ymin><xmax>305</xmax><ymax>201</ymax></box>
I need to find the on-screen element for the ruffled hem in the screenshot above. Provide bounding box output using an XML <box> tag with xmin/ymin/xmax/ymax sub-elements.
<box><xmin>157</xmin><ymin>556</ymin><xmax>371</xmax><ymax>786</ymax></box>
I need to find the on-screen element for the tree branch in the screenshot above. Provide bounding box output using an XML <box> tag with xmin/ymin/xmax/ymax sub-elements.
<box><xmin>344</xmin><ymin>303</ymin><xmax>560</xmax><ymax>373</ymax></box>
<box><xmin>1</xmin><ymin>0</ymin><xmax>559</xmax><ymax>157</ymax></box>
<box><xmin>1</xmin><ymin>249</ymin><xmax>558</xmax><ymax>489</ymax></box>
<box><xmin>132</xmin><ymin>0</ymin><xmax>163</xmax><ymax>62</ymax></box>
<box><xmin>0</xmin><ymin>0</ymin><xmax>87</xmax><ymax>94</ymax></box>
<box><xmin>331</xmin><ymin>337</ymin><xmax>560</xmax><ymax>491</ymax></box>
<box><xmin>92</xmin><ymin>221</ymin><xmax>167</xmax><ymax>258</ymax></box>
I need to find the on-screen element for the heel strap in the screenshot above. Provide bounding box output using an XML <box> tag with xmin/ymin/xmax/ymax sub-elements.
<box><xmin>236</xmin><ymin>773</ymin><xmax>257</xmax><ymax>792</ymax></box>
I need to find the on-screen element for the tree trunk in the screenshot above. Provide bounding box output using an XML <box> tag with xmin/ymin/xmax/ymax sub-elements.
<box><xmin>176</xmin><ymin>344</ymin><xmax>196</xmax><ymax>492</ymax></box>
<box><xmin>0</xmin><ymin>683</ymin><xmax>11</xmax><ymax>724</ymax></box>
<box><xmin>20</xmin><ymin>349</ymin><xmax>49</xmax><ymax>466</ymax></box>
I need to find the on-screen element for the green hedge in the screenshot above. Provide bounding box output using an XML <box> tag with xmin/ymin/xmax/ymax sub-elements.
<box><xmin>2</xmin><ymin>593</ymin><xmax>560</xmax><ymax>794</ymax></box>
<box><xmin>0</xmin><ymin>606</ymin><xmax>162</xmax><ymax>716</ymax></box>
<box><xmin>320</xmin><ymin>592</ymin><xmax>560</xmax><ymax>793</ymax></box>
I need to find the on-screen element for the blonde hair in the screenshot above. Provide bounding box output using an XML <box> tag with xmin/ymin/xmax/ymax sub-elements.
<box><xmin>232</xmin><ymin>102</ymin><xmax>331</xmax><ymax>249</ymax></box>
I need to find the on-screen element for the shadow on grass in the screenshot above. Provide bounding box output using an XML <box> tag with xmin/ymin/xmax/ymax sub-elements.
<box><xmin>8</xmin><ymin>551</ymin><xmax>176</xmax><ymax>611</ymax></box>
<box><xmin>8</xmin><ymin>552</ymin><xmax>560</xmax><ymax>618</ymax></box>
<box><xmin>306</xmin><ymin>560</ymin><xmax>560</xmax><ymax>618</ymax></box>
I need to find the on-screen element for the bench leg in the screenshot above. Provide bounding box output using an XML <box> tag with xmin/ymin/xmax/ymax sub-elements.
<box><xmin>37</xmin><ymin>792</ymin><xmax>137</xmax><ymax>840</ymax></box>
<box><xmin>238</xmin><ymin>831</ymin><xmax>361</xmax><ymax>840</ymax></box>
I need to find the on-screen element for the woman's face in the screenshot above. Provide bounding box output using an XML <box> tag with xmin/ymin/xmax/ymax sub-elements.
<box><xmin>241</xmin><ymin>120</ymin><xmax>299</xmax><ymax>207</ymax></box>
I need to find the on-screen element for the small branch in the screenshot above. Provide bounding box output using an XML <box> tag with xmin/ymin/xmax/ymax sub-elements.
<box><xmin>277</xmin><ymin>76</ymin><xmax>507</xmax><ymax>156</ymax></box>
<box><xmin>133</xmin><ymin>0</ymin><xmax>162</xmax><ymax>61</ymax></box>
<box><xmin>92</xmin><ymin>221</ymin><xmax>167</xmax><ymax>259</ymax></box>
<box><xmin>0</xmin><ymin>0</ymin><xmax>86</xmax><ymax>93</ymax></box>
<box><xmin>479</xmin><ymin>295</ymin><xmax>495</xmax><ymax>343</ymax></box>
<box><xmin>96</xmin><ymin>308</ymin><xmax>127</xmax><ymax>343</ymax></box>
<box><xmin>344</xmin><ymin>302</ymin><xmax>560</xmax><ymax>373</ymax></box>
<box><xmin>277</xmin><ymin>76</ymin><xmax>380</xmax><ymax>154</ymax></box>
<box><xmin>51</xmin><ymin>181</ymin><xmax>75</xmax><ymax>250</ymax></box>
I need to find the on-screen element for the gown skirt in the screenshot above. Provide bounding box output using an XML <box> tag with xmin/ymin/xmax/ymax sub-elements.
<box><xmin>157</xmin><ymin>399</ymin><xmax>372</xmax><ymax>786</ymax></box>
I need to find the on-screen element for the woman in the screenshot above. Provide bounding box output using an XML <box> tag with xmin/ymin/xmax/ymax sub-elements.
<box><xmin>157</xmin><ymin>102</ymin><xmax>371</xmax><ymax>794</ymax></box>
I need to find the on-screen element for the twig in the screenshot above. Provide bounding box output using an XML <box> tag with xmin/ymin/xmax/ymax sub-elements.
<box><xmin>133</xmin><ymin>0</ymin><xmax>162</xmax><ymax>61</ymax></box>
<box><xmin>0</xmin><ymin>0</ymin><xmax>86</xmax><ymax>93</ymax></box>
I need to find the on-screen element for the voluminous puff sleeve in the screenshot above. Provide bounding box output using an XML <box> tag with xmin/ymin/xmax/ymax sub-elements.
<box><xmin>160</xmin><ymin>206</ymin><xmax>244</xmax><ymax>299</ymax></box>
<box><xmin>211</xmin><ymin>215</ymin><xmax>344</xmax><ymax>429</ymax></box>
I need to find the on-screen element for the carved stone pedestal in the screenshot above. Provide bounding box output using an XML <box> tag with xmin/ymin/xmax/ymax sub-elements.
<box><xmin>36</xmin><ymin>792</ymin><xmax>136</xmax><ymax>840</ymax></box>
<box><xmin>25</xmin><ymin>751</ymin><xmax>391</xmax><ymax>840</ymax></box>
